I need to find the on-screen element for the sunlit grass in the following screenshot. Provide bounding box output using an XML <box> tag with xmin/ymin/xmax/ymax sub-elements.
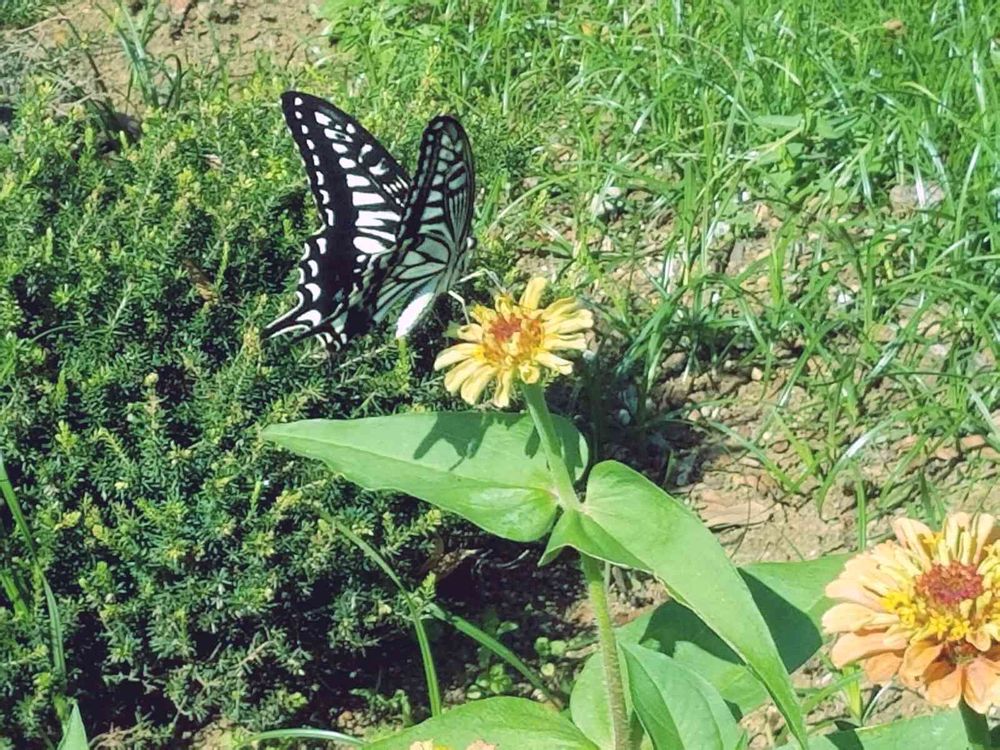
<box><xmin>316</xmin><ymin>0</ymin><xmax>999</xmax><ymax>538</ymax></box>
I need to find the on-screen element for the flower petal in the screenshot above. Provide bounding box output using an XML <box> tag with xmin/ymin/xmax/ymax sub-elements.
<box><xmin>492</xmin><ymin>369</ymin><xmax>514</xmax><ymax>408</ymax></box>
<box><xmin>963</xmin><ymin>657</ymin><xmax>1000</xmax><ymax>713</ymax></box>
<box><xmin>924</xmin><ymin>661</ymin><xmax>963</xmax><ymax>708</ymax></box>
<box><xmin>434</xmin><ymin>343</ymin><xmax>481</xmax><ymax>370</ymax></box>
<box><xmin>456</xmin><ymin>323</ymin><xmax>485</xmax><ymax>343</ymax></box>
<box><xmin>535</xmin><ymin>350</ymin><xmax>573</xmax><ymax>375</ymax></box>
<box><xmin>444</xmin><ymin>358</ymin><xmax>487</xmax><ymax>394</ymax></box>
<box><xmin>822</xmin><ymin>602</ymin><xmax>895</xmax><ymax>633</ymax></box>
<box><xmin>519</xmin><ymin>277</ymin><xmax>547</xmax><ymax>310</ymax></box>
<box><xmin>830</xmin><ymin>630</ymin><xmax>906</xmax><ymax>669</ymax></box>
<box><xmin>863</xmin><ymin>651</ymin><xmax>903</xmax><ymax>683</ymax></box>
<box><xmin>459</xmin><ymin>364</ymin><xmax>497</xmax><ymax>405</ymax></box>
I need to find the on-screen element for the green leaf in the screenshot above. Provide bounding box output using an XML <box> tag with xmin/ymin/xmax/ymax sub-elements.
<box><xmin>57</xmin><ymin>703</ymin><xmax>88</xmax><ymax>750</ymax></box>
<box><xmin>775</xmin><ymin>710</ymin><xmax>965</xmax><ymax>749</ymax></box>
<box><xmin>263</xmin><ymin>412</ymin><xmax>587</xmax><ymax>542</ymax></box>
<box><xmin>561</xmin><ymin>461</ymin><xmax>808</xmax><ymax>747</ymax></box>
<box><xmin>365</xmin><ymin>697</ymin><xmax>599</xmax><ymax>750</ymax></box>
<box><xmin>571</xmin><ymin>555</ymin><xmax>845</xmax><ymax>747</ymax></box>
<box><xmin>623</xmin><ymin>644</ymin><xmax>746</xmax><ymax>750</ymax></box>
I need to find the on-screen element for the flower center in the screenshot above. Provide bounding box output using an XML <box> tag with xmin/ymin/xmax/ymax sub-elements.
<box><xmin>484</xmin><ymin>312</ymin><xmax>544</xmax><ymax>363</ymax></box>
<box><xmin>915</xmin><ymin>562</ymin><xmax>984</xmax><ymax>607</ymax></box>
<box><xmin>490</xmin><ymin>316</ymin><xmax>525</xmax><ymax>343</ymax></box>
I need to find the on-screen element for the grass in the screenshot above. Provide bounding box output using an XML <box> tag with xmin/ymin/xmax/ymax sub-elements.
<box><xmin>3</xmin><ymin>0</ymin><xmax>1000</xmax><ymax>742</ymax></box>
<box><xmin>315</xmin><ymin>0</ymin><xmax>999</xmax><ymax>533</ymax></box>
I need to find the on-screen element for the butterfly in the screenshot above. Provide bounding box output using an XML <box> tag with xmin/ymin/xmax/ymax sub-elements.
<box><xmin>263</xmin><ymin>91</ymin><xmax>476</xmax><ymax>351</ymax></box>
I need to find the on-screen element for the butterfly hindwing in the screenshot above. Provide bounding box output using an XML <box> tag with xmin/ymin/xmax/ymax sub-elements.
<box><xmin>263</xmin><ymin>92</ymin><xmax>411</xmax><ymax>348</ymax></box>
<box><xmin>375</xmin><ymin>116</ymin><xmax>476</xmax><ymax>337</ymax></box>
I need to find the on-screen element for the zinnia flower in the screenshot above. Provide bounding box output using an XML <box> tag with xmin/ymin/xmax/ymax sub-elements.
<box><xmin>823</xmin><ymin>512</ymin><xmax>1000</xmax><ymax>712</ymax></box>
<box><xmin>433</xmin><ymin>277</ymin><xmax>593</xmax><ymax>407</ymax></box>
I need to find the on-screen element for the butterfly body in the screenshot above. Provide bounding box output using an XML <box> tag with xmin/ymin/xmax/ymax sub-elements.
<box><xmin>264</xmin><ymin>92</ymin><xmax>476</xmax><ymax>350</ymax></box>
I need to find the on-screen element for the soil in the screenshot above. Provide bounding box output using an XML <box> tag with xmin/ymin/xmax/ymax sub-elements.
<box><xmin>9</xmin><ymin>1</ymin><xmax>1000</xmax><ymax>748</ymax></box>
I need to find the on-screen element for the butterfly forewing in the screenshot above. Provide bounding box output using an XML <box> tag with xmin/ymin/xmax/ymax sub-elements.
<box><xmin>262</xmin><ymin>92</ymin><xmax>411</xmax><ymax>348</ymax></box>
<box><xmin>374</xmin><ymin>116</ymin><xmax>476</xmax><ymax>337</ymax></box>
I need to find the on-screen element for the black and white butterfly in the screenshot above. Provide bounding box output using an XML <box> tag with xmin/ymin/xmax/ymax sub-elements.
<box><xmin>263</xmin><ymin>91</ymin><xmax>476</xmax><ymax>351</ymax></box>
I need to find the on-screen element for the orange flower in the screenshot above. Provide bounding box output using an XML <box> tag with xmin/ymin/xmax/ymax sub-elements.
<box><xmin>433</xmin><ymin>277</ymin><xmax>593</xmax><ymax>407</ymax></box>
<box><xmin>823</xmin><ymin>512</ymin><xmax>1000</xmax><ymax>713</ymax></box>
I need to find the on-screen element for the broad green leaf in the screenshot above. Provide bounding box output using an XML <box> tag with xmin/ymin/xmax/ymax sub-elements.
<box><xmin>561</xmin><ymin>461</ymin><xmax>807</xmax><ymax>747</ymax></box>
<box><xmin>57</xmin><ymin>703</ymin><xmax>88</xmax><ymax>750</ymax></box>
<box><xmin>263</xmin><ymin>412</ymin><xmax>587</xmax><ymax>541</ymax></box>
<box><xmin>571</xmin><ymin>554</ymin><xmax>845</xmax><ymax>748</ymax></box>
<box><xmin>366</xmin><ymin>697</ymin><xmax>599</xmax><ymax>750</ymax></box>
<box><xmin>775</xmin><ymin>710</ymin><xmax>964</xmax><ymax>749</ymax></box>
<box><xmin>623</xmin><ymin>644</ymin><xmax>746</xmax><ymax>750</ymax></box>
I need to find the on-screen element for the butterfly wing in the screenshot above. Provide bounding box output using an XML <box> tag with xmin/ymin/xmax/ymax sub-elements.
<box><xmin>263</xmin><ymin>92</ymin><xmax>411</xmax><ymax>349</ymax></box>
<box><xmin>372</xmin><ymin>115</ymin><xmax>476</xmax><ymax>338</ymax></box>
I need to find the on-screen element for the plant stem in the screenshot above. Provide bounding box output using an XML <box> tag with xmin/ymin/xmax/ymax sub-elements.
<box><xmin>521</xmin><ymin>383</ymin><xmax>630</xmax><ymax>750</ymax></box>
<box><xmin>521</xmin><ymin>382</ymin><xmax>581</xmax><ymax>511</ymax></box>
<box><xmin>960</xmin><ymin>699</ymin><xmax>991</xmax><ymax>750</ymax></box>
<box><xmin>581</xmin><ymin>554</ymin><xmax>631</xmax><ymax>750</ymax></box>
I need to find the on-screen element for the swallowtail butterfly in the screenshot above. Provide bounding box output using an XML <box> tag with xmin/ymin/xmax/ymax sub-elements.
<box><xmin>263</xmin><ymin>92</ymin><xmax>476</xmax><ymax>350</ymax></box>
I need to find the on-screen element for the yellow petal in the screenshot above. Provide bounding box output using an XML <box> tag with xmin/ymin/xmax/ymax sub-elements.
<box><xmin>541</xmin><ymin>297</ymin><xmax>581</xmax><ymax>320</ymax></box>
<box><xmin>469</xmin><ymin>306</ymin><xmax>496</xmax><ymax>326</ymax></box>
<box><xmin>434</xmin><ymin>343</ymin><xmax>481</xmax><ymax>370</ymax></box>
<box><xmin>518</xmin><ymin>361</ymin><xmax>540</xmax><ymax>383</ymax></box>
<box><xmin>492</xmin><ymin>369</ymin><xmax>514</xmax><ymax>408</ymax></box>
<box><xmin>543</xmin><ymin>332</ymin><xmax>588</xmax><ymax>352</ymax></box>
<box><xmin>444</xmin><ymin>358</ymin><xmax>486</xmax><ymax>393</ymax></box>
<box><xmin>456</xmin><ymin>323</ymin><xmax>485</xmax><ymax>343</ymax></box>
<box><xmin>535</xmin><ymin>350</ymin><xmax>573</xmax><ymax>375</ymax></box>
<box><xmin>519</xmin><ymin>277</ymin><xmax>547</xmax><ymax>310</ymax></box>
<box><xmin>460</xmin><ymin>365</ymin><xmax>496</xmax><ymax>405</ymax></box>
<box><xmin>545</xmin><ymin>308</ymin><xmax>593</xmax><ymax>335</ymax></box>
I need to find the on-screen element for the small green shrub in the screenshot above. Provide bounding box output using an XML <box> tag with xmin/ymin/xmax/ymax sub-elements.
<box><xmin>0</xmin><ymin>70</ymin><xmax>478</xmax><ymax>745</ymax></box>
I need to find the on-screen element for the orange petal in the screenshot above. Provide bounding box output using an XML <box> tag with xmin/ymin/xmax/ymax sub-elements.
<box><xmin>822</xmin><ymin>602</ymin><xmax>895</xmax><ymax>633</ymax></box>
<box><xmin>924</xmin><ymin>661</ymin><xmax>963</xmax><ymax>708</ymax></box>
<box><xmin>863</xmin><ymin>651</ymin><xmax>903</xmax><ymax>684</ymax></box>
<box><xmin>900</xmin><ymin>640</ymin><xmax>944</xmax><ymax>682</ymax></box>
<box><xmin>830</xmin><ymin>630</ymin><xmax>904</xmax><ymax>669</ymax></box>
<box><xmin>963</xmin><ymin>657</ymin><xmax>1000</xmax><ymax>713</ymax></box>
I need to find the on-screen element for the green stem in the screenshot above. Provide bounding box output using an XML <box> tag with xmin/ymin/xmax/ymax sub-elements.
<box><xmin>521</xmin><ymin>382</ymin><xmax>581</xmax><ymax>511</ymax></box>
<box><xmin>581</xmin><ymin>555</ymin><xmax>631</xmax><ymax>750</ymax></box>
<box><xmin>521</xmin><ymin>382</ymin><xmax>630</xmax><ymax>750</ymax></box>
<box><xmin>960</xmin><ymin>699</ymin><xmax>991</xmax><ymax>750</ymax></box>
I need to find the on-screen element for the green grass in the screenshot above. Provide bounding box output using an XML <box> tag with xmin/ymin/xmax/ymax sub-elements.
<box><xmin>318</xmin><ymin>0</ymin><xmax>999</xmax><ymax>529</ymax></box>
<box><xmin>3</xmin><ymin>0</ymin><xmax>999</xmax><ymax>742</ymax></box>
<box><xmin>0</xmin><ymin>0</ymin><xmax>53</xmax><ymax>29</ymax></box>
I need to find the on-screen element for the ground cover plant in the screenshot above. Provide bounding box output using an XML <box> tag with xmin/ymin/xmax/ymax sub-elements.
<box><xmin>1</xmin><ymin>0</ymin><xmax>999</xmax><ymax>747</ymax></box>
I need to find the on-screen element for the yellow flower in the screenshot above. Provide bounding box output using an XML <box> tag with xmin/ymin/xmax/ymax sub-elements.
<box><xmin>434</xmin><ymin>277</ymin><xmax>593</xmax><ymax>408</ymax></box>
<box><xmin>823</xmin><ymin>512</ymin><xmax>1000</xmax><ymax>713</ymax></box>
